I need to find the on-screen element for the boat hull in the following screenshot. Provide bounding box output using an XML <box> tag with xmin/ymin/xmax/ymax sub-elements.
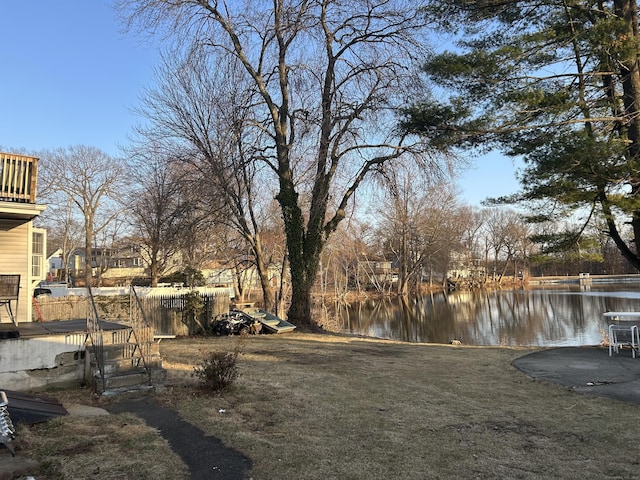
<box><xmin>239</xmin><ymin>307</ymin><xmax>296</xmax><ymax>334</ymax></box>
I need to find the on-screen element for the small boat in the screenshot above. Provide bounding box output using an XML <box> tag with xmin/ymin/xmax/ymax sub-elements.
<box><xmin>236</xmin><ymin>305</ymin><xmax>296</xmax><ymax>334</ymax></box>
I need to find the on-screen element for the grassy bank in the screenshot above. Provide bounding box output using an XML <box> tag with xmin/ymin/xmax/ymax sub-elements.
<box><xmin>16</xmin><ymin>333</ymin><xmax>640</xmax><ymax>479</ymax></box>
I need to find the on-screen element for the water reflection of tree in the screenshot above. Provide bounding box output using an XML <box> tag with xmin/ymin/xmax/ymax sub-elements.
<box><xmin>335</xmin><ymin>286</ymin><xmax>640</xmax><ymax>346</ymax></box>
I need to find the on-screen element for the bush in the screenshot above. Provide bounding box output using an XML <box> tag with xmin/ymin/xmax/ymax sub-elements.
<box><xmin>182</xmin><ymin>290</ymin><xmax>205</xmax><ymax>335</ymax></box>
<box><xmin>161</xmin><ymin>267</ymin><xmax>205</xmax><ymax>287</ymax></box>
<box><xmin>192</xmin><ymin>349</ymin><xmax>240</xmax><ymax>392</ymax></box>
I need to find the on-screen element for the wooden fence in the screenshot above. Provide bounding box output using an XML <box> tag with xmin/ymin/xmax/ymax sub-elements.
<box><xmin>33</xmin><ymin>291</ymin><xmax>231</xmax><ymax>336</ymax></box>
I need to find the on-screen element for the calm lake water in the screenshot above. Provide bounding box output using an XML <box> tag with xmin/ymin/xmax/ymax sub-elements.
<box><xmin>334</xmin><ymin>284</ymin><xmax>640</xmax><ymax>347</ymax></box>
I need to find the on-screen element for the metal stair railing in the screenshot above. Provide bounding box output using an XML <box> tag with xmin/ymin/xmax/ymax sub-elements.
<box><xmin>86</xmin><ymin>286</ymin><xmax>105</xmax><ymax>393</ymax></box>
<box><xmin>130</xmin><ymin>286</ymin><xmax>152</xmax><ymax>385</ymax></box>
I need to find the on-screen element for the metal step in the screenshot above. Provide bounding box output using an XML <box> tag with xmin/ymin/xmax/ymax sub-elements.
<box><xmin>96</xmin><ymin>370</ymin><xmax>150</xmax><ymax>390</ymax></box>
<box><xmin>92</xmin><ymin>367</ymin><xmax>168</xmax><ymax>394</ymax></box>
<box><xmin>87</xmin><ymin>322</ymin><xmax>166</xmax><ymax>395</ymax></box>
<box><xmin>96</xmin><ymin>355</ymin><xmax>164</xmax><ymax>374</ymax></box>
<box><xmin>99</xmin><ymin>384</ymin><xmax>156</xmax><ymax>397</ymax></box>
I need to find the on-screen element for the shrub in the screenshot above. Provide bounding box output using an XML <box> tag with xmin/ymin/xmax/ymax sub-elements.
<box><xmin>193</xmin><ymin>349</ymin><xmax>240</xmax><ymax>392</ymax></box>
<box><xmin>182</xmin><ymin>290</ymin><xmax>205</xmax><ymax>335</ymax></box>
<box><xmin>161</xmin><ymin>267</ymin><xmax>205</xmax><ymax>287</ymax></box>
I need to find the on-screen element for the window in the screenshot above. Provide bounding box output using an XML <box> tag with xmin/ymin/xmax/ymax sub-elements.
<box><xmin>32</xmin><ymin>231</ymin><xmax>44</xmax><ymax>278</ymax></box>
<box><xmin>32</xmin><ymin>255</ymin><xmax>43</xmax><ymax>278</ymax></box>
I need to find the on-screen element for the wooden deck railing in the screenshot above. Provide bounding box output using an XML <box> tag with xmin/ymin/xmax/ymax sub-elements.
<box><xmin>0</xmin><ymin>153</ymin><xmax>38</xmax><ymax>203</ymax></box>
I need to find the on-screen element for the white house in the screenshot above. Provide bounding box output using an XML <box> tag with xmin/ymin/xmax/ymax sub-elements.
<box><xmin>0</xmin><ymin>152</ymin><xmax>47</xmax><ymax>324</ymax></box>
<box><xmin>47</xmin><ymin>248</ymin><xmax>63</xmax><ymax>279</ymax></box>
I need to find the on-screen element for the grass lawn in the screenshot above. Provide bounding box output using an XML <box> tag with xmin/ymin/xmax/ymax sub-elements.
<box><xmin>15</xmin><ymin>332</ymin><xmax>640</xmax><ymax>479</ymax></box>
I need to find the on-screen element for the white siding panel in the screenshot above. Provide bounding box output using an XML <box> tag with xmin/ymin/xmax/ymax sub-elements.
<box><xmin>0</xmin><ymin>223</ymin><xmax>32</xmax><ymax>323</ymax></box>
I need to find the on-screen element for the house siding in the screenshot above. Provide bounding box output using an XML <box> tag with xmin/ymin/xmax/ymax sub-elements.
<box><xmin>0</xmin><ymin>222</ymin><xmax>33</xmax><ymax>323</ymax></box>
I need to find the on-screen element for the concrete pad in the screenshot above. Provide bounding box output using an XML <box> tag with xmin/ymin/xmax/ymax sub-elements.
<box><xmin>65</xmin><ymin>403</ymin><xmax>109</xmax><ymax>417</ymax></box>
<box><xmin>513</xmin><ymin>346</ymin><xmax>640</xmax><ymax>404</ymax></box>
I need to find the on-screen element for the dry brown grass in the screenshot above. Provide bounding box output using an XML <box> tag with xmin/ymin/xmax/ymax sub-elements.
<box><xmin>17</xmin><ymin>332</ymin><xmax>640</xmax><ymax>479</ymax></box>
<box><xmin>16</xmin><ymin>407</ymin><xmax>189</xmax><ymax>479</ymax></box>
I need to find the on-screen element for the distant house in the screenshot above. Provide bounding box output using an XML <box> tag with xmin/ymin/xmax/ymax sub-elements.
<box><xmin>356</xmin><ymin>256</ymin><xmax>398</xmax><ymax>286</ymax></box>
<box><xmin>68</xmin><ymin>243</ymin><xmax>148</xmax><ymax>281</ymax></box>
<box><xmin>447</xmin><ymin>250</ymin><xmax>486</xmax><ymax>282</ymax></box>
<box><xmin>0</xmin><ymin>152</ymin><xmax>47</xmax><ymax>324</ymax></box>
<box><xmin>202</xmin><ymin>261</ymin><xmax>283</xmax><ymax>290</ymax></box>
<box><xmin>68</xmin><ymin>247</ymin><xmax>112</xmax><ymax>279</ymax></box>
<box><xmin>47</xmin><ymin>248</ymin><xmax>63</xmax><ymax>279</ymax></box>
<box><xmin>204</xmin><ymin>266</ymin><xmax>236</xmax><ymax>286</ymax></box>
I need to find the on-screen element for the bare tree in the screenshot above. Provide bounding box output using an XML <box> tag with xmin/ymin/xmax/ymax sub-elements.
<box><xmin>375</xmin><ymin>170</ymin><xmax>464</xmax><ymax>293</ymax></box>
<box><xmin>38</xmin><ymin>196</ymin><xmax>83</xmax><ymax>283</ymax></box>
<box><xmin>481</xmin><ymin>208</ymin><xmax>532</xmax><ymax>283</ymax></box>
<box><xmin>40</xmin><ymin>146</ymin><xmax>129</xmax><ymax>287</ymax></box>
<box><xmin>117</xmin><ymin>0</ymin><xmax>446</xmax><ymax>326</ymax></box>
<box><xmin>130</xmin><ymin>47</ymin><xmax>285</xmax><ymax>310</ymax></box>
<box><xmin>173</xmin><ymin>180</ymin><xmax>225</xmax><ymax>274</ymax></box>
<box><xmin>93</xmin><ymin>210</ymin><xmax>129</xmax><ymax>286</ymax></box>
<box><xmin>319</xmin><ymin>219</ymin><xmax>372</xmax><ymax>299</ymax></box>
<box><xmin>127</xmin><ymin>151</ymin><xmax>195</xmax><ymax>286</ymax></box>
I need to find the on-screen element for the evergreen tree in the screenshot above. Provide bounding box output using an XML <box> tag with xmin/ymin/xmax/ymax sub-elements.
<box><xmin>404</xmin><ymin>0</ymin><xmax>640</xmax><ymax>269</ymax></box>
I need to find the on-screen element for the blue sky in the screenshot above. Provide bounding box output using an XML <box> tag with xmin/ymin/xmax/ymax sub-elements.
<box><xmin>0</xmin><ymin>2</ymin><xmax>157</xmax><ymax>158</ymax></box>
<box><xmin>0</xmin><ymin>1</ymin><xmax>520</xmax><ymax>206</ymax></box>
<box><xmin>458</xmin><ymin>154</ymin><xmax>523</xmax><ymax>206</ymax></box>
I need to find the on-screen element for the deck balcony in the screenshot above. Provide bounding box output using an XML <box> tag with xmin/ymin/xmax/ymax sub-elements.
<box><xmin>0</xmin><ymin>153</ymin><xmax>44</xmax><ymax>227</ymax></box>
<box><xmin>0</xmin><ymin>153</ymin><xmax>38</xmax><ymax>204</ymax></box>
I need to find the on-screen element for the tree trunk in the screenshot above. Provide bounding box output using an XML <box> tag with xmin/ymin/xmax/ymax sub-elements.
<box><xmin>600</xmin><ymin>189</ymin><xmax>640</xmax><ymax>270</ymax></box>
<box><xmin>149</xmin><ymin>254</ymin><xmax>159</xmax><ymax>287</ymax></box>
<box><xmin>285</xmin><ymin>223</ymin><xmax>323</xmax><ymax>327</ymax></box>
<box><xmin>61</xmin><ymin>240</ymin><xmax>70</xmax><ymax>284</ymax></box>
<box><xmin>397</xmin><ymin>226</ymin><xmax>409</xmax><ymax>295</ymax></box>
<box><xmin>280</xmin><ymin>192</ymin><xmax>326</xmax><ymax>325</ymax></box>
<box><xmin>288</xmin><ymin>280</ymin><xmax>312</xmax><ymax>326</ymax></box>
<box><xmin>84</xmin><ymin>227</ymin><xmax>92</xmax><ymax>288</ymax></box>
<box><xmin>276</xmin><ymin>252</ymin><xmax>289</xmax><ymax>318</ymax></box>
<box><xmin>234</xmin><ymin>265</ymin><xmax>246</xmax><ymax>303</ymax></box>
<box><xmin>255</xmin><ymin>252</ymin><xmax>275</xmax><ymax>312</ymax></box>
<box><xmin>615</xmin><ymin>0</ymin><xmax>640</xmax><ymax>263</ymax></box>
